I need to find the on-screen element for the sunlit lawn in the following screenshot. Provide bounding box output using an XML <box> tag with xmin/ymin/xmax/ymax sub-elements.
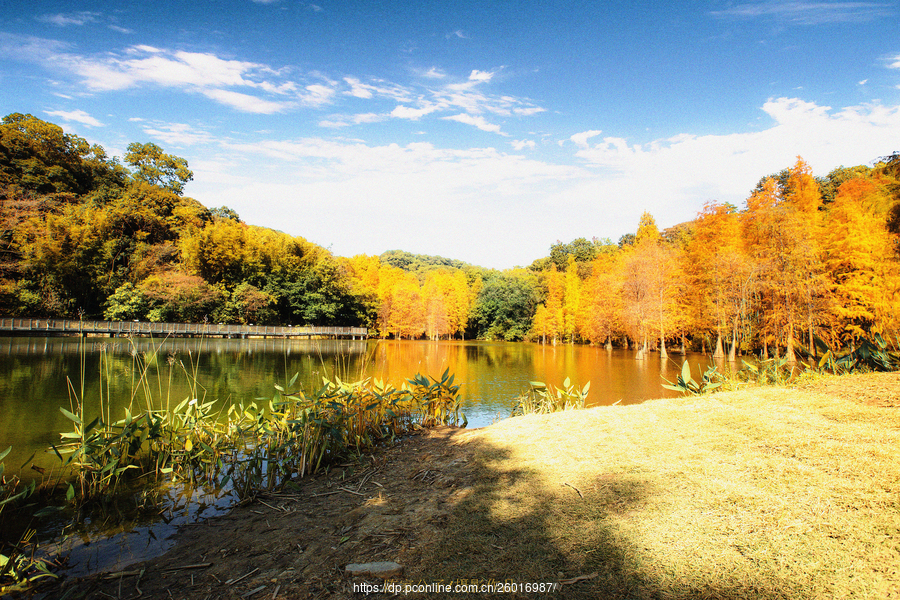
<box><xmin>420</xmin><ymin>373</ymin><xmax>900</xmax><ymax>599</ymax></box>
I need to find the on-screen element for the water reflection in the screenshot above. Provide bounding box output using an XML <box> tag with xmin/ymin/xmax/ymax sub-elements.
<box><xmin>0</xmin><ymin>337</ymin><xmax>715</xmax><ymax>472</ymax></box>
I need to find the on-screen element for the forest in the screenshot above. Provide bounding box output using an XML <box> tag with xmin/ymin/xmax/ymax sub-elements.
<box><xmin>1</xmin><ymin>113</ymin><xmax>899</xmax><ymax>358</ymax></box>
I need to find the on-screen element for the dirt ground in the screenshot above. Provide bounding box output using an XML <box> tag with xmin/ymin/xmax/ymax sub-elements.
<box><xmin>47</xmin><ymin>426</ymin><xmax>480</xmax><ymax>600</ymax></box>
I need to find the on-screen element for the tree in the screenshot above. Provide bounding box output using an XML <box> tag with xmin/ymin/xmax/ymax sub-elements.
<box><xmin>620</xmin><ymin>212</ymin><xmax>681</xmax><ymax>357</ymax></box>
<box><xmin>563</xmin><ymin>255</ymin><xmax>582</xmax><ymax>343</ymax></box>
<box><xmin>685</xmin><ymin>201</ymin><xmax>750</xmax><ymax>359</ymax></box>
<box><xmin>0</xmin><ymin>113</ymin><xmax>126</xmax><ymax>197</ymax></box>
<box><xmin>579</xmin><ymin>250</ymin><xmax>623</xmax><ymax>348</ymax></box>
<box><xmin>823</xmin><ymin>178</ymin><xmax>900</xmax><ymax>345</ymax></box>
<box><xmin>124</xmin><ymin>142</ymin><xmax>193</xmax><ymax>195</ymax></box>
<box><xmin>469</xmin><ymin>270</ymin><xmax>538</xmax><ymax>341</ymax></box>
<box><xmin>139</xmin><ymin>271</ymin><xmax>224</xmax><ymax>322</ymax></box>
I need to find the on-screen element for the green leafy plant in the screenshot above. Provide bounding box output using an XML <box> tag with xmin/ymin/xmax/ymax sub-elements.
<box><xmin>512</xmin><ymin>378</ymin><xmax>590</xmax><ymax>416</ymax></box>
<box><xmin>819</xmin><ymin>334</ymin><xmax>899</xmax><ymax>373</ymax></box>
<box><xmin>662</xmin><ymin>361</ymin><xmax>723</xmax><ymax>396</ymax></box>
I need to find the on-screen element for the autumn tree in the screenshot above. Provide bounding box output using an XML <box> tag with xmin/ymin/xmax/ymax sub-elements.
<box><xmin>579</xmin><ymin>250</ymin><xmax>623</xmax><ymax>348</ymax></box>
<box><xmin>823</xmin><ymin>176</ymin><xmax>900</xmax><ymax>345</ymax></box>
<box><xmin>685</xmin><ymin>202</ymin><xmax>750</xmax><ymax>359</ymax></box>
<box><xmin>124</xmin><ymin>142</ymin><xmax>193</xmax><ymax>196</ymax></box>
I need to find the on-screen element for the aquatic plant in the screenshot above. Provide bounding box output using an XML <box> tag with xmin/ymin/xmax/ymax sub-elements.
<box><xmin>662</xmin><ymin>360</ymin><xmax>724</xmax><ymax>396</ymax></box>
<box><xmin>512</xmin><ymin>378</ymin><xmax>590</xmax><ymax>416</ymax></box>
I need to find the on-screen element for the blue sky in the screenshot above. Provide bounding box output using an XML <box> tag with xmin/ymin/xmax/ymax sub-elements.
<box><xmin>1</xmin><ymin>1</ymin><xmax>899</xmax><ymax>269</ymax></box>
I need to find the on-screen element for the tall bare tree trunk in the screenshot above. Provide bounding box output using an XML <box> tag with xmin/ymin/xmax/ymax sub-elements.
<box><xmin>785</xmin><ymin>318</ymin><xmax>797</xmax><ymax>364</ymax></box>
<box><xmin>713</xmin><ymin>333</ymin><xmax>724</xmax><ymax>359</ymax></box>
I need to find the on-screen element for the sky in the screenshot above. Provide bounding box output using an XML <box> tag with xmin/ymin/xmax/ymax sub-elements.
<box><xmin>1</xmin><ymin>1</ymin><xmax>899</xmax><ymax>269</ymax></box>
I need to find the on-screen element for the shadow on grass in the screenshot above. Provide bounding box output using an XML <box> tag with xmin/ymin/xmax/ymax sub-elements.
<box><xmin>414</xmin><ymin>435</ymin><xmax>787</xmax><ymax>600</ymax></box>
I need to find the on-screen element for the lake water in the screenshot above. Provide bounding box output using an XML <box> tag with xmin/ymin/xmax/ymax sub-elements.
<box><xmin>0</xmin><ymin>335</ymin><xmax>718</xmax><ymax>575</ymax></box>
<box><xmin>0</xmin><ymin>336</ymin><xmax>710</xmax><ymax>472</ymax></box>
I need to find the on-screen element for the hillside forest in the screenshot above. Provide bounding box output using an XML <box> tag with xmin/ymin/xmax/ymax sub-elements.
<box><xmin>2</xmin><ymin>113</ymin><xmax>899</xmax><ymax>358</ymax></box>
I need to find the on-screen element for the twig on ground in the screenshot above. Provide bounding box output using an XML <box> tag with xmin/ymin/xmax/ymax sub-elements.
<box><xmin>559</xmin><ymin>572</ymin><xmax>598</xmax><ymax>585</ymax></box>
<box><xmin>226</xmin><ymin>567</ymin><xmax>259</xmax><ymax>586</ymax></box>
<box><xmin>563</xmin><ymin>482</ymin><xmax>584</xmax><ymax>499</ymax></box>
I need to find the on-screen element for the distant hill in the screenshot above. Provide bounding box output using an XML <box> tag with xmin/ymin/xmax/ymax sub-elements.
<box><xmin>379</xmin><ymin>250</ymin><xmax>471</xmax><ymax>274</ymax></box>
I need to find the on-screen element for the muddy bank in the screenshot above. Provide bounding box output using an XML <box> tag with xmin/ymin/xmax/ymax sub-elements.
<box><xmin>47</xmin><ymin>426</ymin><xmax>478</xmax><ymax>599</ymax></box>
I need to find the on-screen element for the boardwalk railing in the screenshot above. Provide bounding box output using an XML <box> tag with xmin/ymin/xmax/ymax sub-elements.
<box><xmin>0</xmin><ymin>318</ymin><xmax>368</xmax><ymax>339</ymax></box>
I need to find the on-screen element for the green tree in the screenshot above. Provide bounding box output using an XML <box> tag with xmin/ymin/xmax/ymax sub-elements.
<box><xmin>469</xmin><ymin>270</ymin><xmax>538</xmax><ymax>341</ymax></box>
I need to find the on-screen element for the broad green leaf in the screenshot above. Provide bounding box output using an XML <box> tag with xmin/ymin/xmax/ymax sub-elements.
<box><xmin>59</xmin><ymin>407</ymin><xmax>82</xmax><ymax>424</ymax></box>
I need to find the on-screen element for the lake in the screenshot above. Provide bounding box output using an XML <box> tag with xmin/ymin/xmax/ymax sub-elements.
<box><xmin>0</xmin><ymin>336</ymin><xmax>710</xmax><ymax>473</ymax></box>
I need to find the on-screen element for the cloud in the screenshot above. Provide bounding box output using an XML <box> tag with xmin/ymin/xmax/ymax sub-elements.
<box><xmin>572</xmin><ymin>97</ymin><xmax>900</xmax><ymax>203</ymax></box>
<box><xmin>140</xmin><ymin>122</ymin><xmax>217</xmax><ymax>146</ymax></box>
<box><xmin>446</xmin><ymin>30</ymin><xmax>468</xmax><ymax>39</ymax></box>
<box><xmin>38</xmin><ymin>12</ymin><xmax>100</xmax><ymax>26</ymax></box>
<box><xmin>200</xmin><ymin>89</ymin><xmax>294</xmax><ymax>113</ymax></box>
<box><xmin>468</xmin><ymin>70</ymin><xmax>494</xmax><ymax>83</ymax></box>
<box><xmin>181</xmin><ymin>96</ymin><xmax>900</xmax><ymax>269</ymax></box>
<box><xmin>570</xmin><ymin>130</ymin><xmax>602</xmax><ymax>148</ymax></box>
<box><xmin>888</xmin><ymin>54</ymin><xmax>900</xmax><ymax>69</ymax></box>
<box><xmin>442</xmin><ymin>113</ymin><xmax>503</xmax><ymax>134</ymax></box>
<box><xmin>513</xmin><ymin>107</ymin><xmax>546</xmax><ymax>116</ymax></box>
<box><xmin>4</xmin><ymin>34</ymin><xmax>542</xmax><ymax>131</ymax></box>
<box><xmin>44</xmin><ymin>109</ymin><xmax>103</xmax><ymax>127</ymax></box>
<box><xmin>422</xmin><ymin>67</ymin><xmax>446</xmax><ymax>79</ymax></box>
<box><xmin>195</xmin><ymin>138</ymin><xmax>585</xmax><ymax>267</ymax></box>
<box><xmin>0</xmin><ymin>39</ymin><xmax>336</xmax><ymax>113</ymax></box>
<box><xmin>319</xmin><ymin>113</ymin><xmax>384</xmax><ymax>127</ymax></box>
<box><xmin>710</xmin><ymin>1</ymin><xmax>893</xmax><ymax>25</ymax></box>
<box><xmin>343</xmin><ymin>77</ymin><xmax>412</xmax><ymax>102</ymax></box>
<box><xmin>390</xmin><ymin>104</ymin><xmax>443</xmax><ymax>120</ymax></box>
<box><xmin>300</xmin><ymin>84</ymin><xmax>336</xmax><ymax>106</ymax></box>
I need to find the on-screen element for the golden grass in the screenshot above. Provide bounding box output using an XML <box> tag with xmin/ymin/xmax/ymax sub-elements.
<box><xmin>418</xmin><ymin>373</ymin><xmax>900</xmax><ymax>599</ymax></box>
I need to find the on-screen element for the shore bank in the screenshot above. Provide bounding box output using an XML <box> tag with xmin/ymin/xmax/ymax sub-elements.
<box><xmin>45</xmin><ymin>372</ymin><xmax>900</xmax><ymax>599</ymax></box>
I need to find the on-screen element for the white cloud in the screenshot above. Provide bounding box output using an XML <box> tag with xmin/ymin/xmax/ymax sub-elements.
<box><xmin>391</xmin><ymin>104</ymin><xmax>443</xmax><ymax>120</ymax></box>
<box><xmin>422</xmin><ymin>67</ymin><xmax>446</xmax><ymax>79</ymax></box>
<box><xmin>44</xmin><ymin>109</ymin><xmax>103</xmax><ymax>127</ymax></box>
<box><xmin>194</xmin><ymin>138</ymin><xmax>585</xmax><ymax>267</ymax></box>
<box><xmin>319</xmin><ymin>113</ymin><xmax>384</xmax><ymax>127</ymax></box>
<box><xmin>200</xmin><ymin>89</ymin><xmax>293</xmax><ymax>114</ymax></box>
<box><xmin>442</xmin><ymin>113</ymin><xmax>503</xmax><ymax>134</ymax></box>
<box><xmin>571</xmin><ymin>97</ymin><xmax>900</xmax><ymax>219</ymax></box>
<box><xmin>140</xmin><ymin>122</ymin><xmax>217</xmax><ymax>146</ymax></box>
<box><xmin>889</xmin><ymin>54</ymin><xmax>900</xmax><ymax>69</ymax></box>
<box><xmin>38</xmin><ymin>12</ymin><xmax>100</xmax><ymax>27</ymax></box>
<box><xmin>570</xmin><ymin>130</ymin><xmax>602</xmax><ymax>148</ymax></box>
<box><xmin>710</xmin><ymin>1</ymin><xmax>892</xmax><ymax>25</ymax></box>
<box><xmin>300</xmin><ymin>84</ymin><xmax>336</xmax><ymax>106</ymax></box>
<box><xmin>514</xmin><ymin>107</ymin><xmax>546</xmax><ymax>116</ymax></box>
<box><xmin>468</xmin><ymin>70</ymin><xmax>494</xmax><ymax>83</ymax></box>
<box><xmin>184</xmin><ymin>96</ymin><xmax>900</xmax><ymax>269</ymax></box>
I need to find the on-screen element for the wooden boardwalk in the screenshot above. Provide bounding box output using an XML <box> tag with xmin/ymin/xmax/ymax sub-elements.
<box><xmin>0</xmin><ymin>318</ymin><xmax>368</xmax><ymax>339</ymax></box>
